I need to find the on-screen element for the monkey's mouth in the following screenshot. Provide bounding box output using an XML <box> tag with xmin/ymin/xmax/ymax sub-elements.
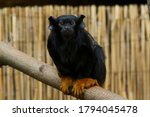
<box><xmin>61</xmin><ymin>30</ymin><xmax>74</xmax><ymax>38</ymax></box>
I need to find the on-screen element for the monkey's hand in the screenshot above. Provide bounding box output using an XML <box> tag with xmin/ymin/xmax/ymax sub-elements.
<box><xmin>72</xmin><ymin>78</ymin><xmax>99</xmax><ymax>98</ymax></box>
<box><xmin>60</xmin><ymin>76</ymin><xmax>73</xmax><ymax>95</ymax></box>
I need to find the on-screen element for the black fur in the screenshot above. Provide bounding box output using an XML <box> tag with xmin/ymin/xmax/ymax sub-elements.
<box><xmin>47</xmin><ymin>15</ymin><xmax>106</xmax><ymax>85</ymax></box>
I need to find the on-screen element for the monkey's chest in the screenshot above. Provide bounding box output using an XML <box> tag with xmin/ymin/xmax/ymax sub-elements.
<box><xmin>59</xmin><ymin>48</ymin><xmax>77</xmax><ymax>66</ymax></box>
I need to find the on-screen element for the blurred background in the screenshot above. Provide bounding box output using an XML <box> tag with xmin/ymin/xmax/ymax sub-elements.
<box><xmin>0</xmin><ymin>0</ymin><xmax>149</xmax><ymax>100</ymax></box>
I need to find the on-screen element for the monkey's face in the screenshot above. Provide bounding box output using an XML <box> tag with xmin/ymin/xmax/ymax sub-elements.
<box><xmin>48</xmin><ymin>15</ymin><xmax>85</xmax><ymax>40</ymax></box>
<box><xmin>57</xmin><ymin>17</ymin><xmax>76</xmax><ymax>38</ymax></box>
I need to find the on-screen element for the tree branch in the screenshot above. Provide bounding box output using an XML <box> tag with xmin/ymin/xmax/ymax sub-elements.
<box><xmin>0</xmin><ymin>42</ymin><xmax>125</xmax><ymax>100</ymax></box>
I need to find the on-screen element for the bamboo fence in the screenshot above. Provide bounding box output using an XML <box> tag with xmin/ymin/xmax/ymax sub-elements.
<box><xmin>0</xmin><ymin>5</ymin><xmax>149</xmax><ymax>100</ymax></box>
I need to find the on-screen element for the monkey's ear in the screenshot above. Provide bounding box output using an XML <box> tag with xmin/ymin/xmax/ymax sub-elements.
<box><xmin>48</xmin><ymin>16</ymin><xmax>56</xmax><ymax>30</ymax></box>
<box><xmin>78</xmin><ymin>15</ymin><xmax>85</xmax><ymax>29</ymax></box>
<box><xmin>79</xmin><ymin>15</ymin><xmax>85</xmax><ymax>20</ymax></box>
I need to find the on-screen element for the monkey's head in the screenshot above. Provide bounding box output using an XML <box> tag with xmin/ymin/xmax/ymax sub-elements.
<box><xmin>48</xmin><ymin>15</ymin><xmax>85</xmax><ymax>40</ymax></box>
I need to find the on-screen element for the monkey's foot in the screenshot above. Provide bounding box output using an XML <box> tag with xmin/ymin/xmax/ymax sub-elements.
<box><xmin>60</xmin><ymin>76</ymin><xmax>73</xmax><ymax>94</ymax></box>
<box><xmin>72</xmin><ymin>78</ymin><xmax>99</xmax><ymax>98</ymax></box>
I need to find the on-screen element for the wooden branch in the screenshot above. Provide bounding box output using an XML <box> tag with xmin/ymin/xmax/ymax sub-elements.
<box><xmin>0</xmin><ymin>42</ymin><xmax>126</xmax><ymax>100</ymax></box>
<box><xmin>147</xmin><ymin>0</ymin><xmax>150</xmax><ymax>15</ymax></box>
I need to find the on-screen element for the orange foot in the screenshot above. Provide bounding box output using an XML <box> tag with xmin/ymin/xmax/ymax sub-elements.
<box><xmin>60</xmin><ymin>76</ymin><xmax>73</xmax><ymax>94</ymax></box>
<box><xmin>72</xmin><ymin>78</ymin><xmax>99</xmax><ymax>98</ymax></box>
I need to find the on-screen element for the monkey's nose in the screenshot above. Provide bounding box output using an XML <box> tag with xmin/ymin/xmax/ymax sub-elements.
<box><xmin>64</xmin><ymin>26</ymin><xmax>69</xmax><ymax>30</ymax></box>
<box><xmin>64</xmin><ymin>27</ymin><xmax>70</xmax><ymax>32</ymax></box>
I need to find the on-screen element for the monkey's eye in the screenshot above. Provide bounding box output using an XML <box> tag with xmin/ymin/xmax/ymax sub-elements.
<box><xmin>59</xmin><ymin>21</ymin><xmax>64</xmax><ymax>26</ymax></box>
<box><xmin>70</xmin><ymin>21</ymin><xmax>75</xmax><ymax>26</ymax></box>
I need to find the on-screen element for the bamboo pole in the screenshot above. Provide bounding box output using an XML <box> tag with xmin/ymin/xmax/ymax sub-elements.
<box><xmin>132</xmin><ymin>5</ymin><xmax>141</xmax><ymax>99</ymax></box>
<box><xmin>21</xmin><ymin>7</ymin><xmax>26</xmax><ymax>99</ymax></box>
<box><xmin>6</xmin><ymin>8</ymin><xmax>12</xmax><ymax>99</ymax></box>
<box><xmin>147</xmin><ymin>0</ymin><xmax>150</xmax><ymax>15</ymax></box>
<box><xmin>129</xmin><ymin>5</ymin><xmax>138</xmax><ymax>99</ymax></box>
<box><xmin>16</xmin><ymin>7</ymin><xmax>22</xmax><ymax>100</ymax></box>
<box><xmin>144</xmin><ymin>5</ymin><xmax>150</xmax><ymax>99</ymax></box>
<box><xmin>124</xmin><ymin>5</ymin><xmax>131</xmax><ymax>99</ymax></box>
<box><xmin>41</xmin><ymin>7</ymin><xmax>47</xmax><ymax>100</ymax></box>
<box><xmin>25</xmin><ymin>7</ymin><xmax>31</xmax><ymax>99</ymax></box>
<box><xmin>0</xmin><ymin>10</ymin><xmax>2</xmax><ymax>99</ymax></box>
<box><xmin>119</xmin><ymin>6</ymin><xmax>126</xmax><ymax>97</ymax></box>
<box><xmin>115</xmin><ymin>5</ymin><xmax>121</xmax><ymax>95</ymax></box>
<box><xmin>12</xmin><ymin>7</ymin><xmax>19</xmax><ymax>100</ymax></box>
<box><xmin>0</xmin><ymin>42</ymin><xmax>125</xmax><ymax>100</ymax></box>
<box><xmin>111</xmin><ymin>6</ymin><xmax>117</xmax><ymax>93</ymax></box>
<box><xmin>141</xmin><ymin>5</ymin><xmax>147</xmax><ymax>99</ymax></box>
<box><xmin>2</xmin><ymin>8</ymin><xmax>7</xmax><ymax>99</ymax></box>
<box><xmin>123</xmin><ymin>5</ymin><xmax>129</xmax><ymax>99</ymax></box>
<box><xmin>38</xmin><ymin>6</ymin><xmax>43</xmax><ymax>100</ymax></box>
